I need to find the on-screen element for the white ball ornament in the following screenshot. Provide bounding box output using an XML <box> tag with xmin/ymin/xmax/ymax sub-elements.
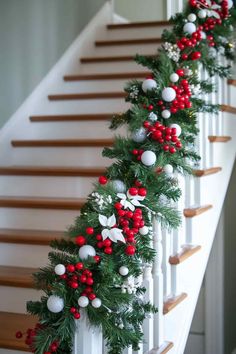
<box><xmin>91</xmin><ymin>298</ymin><xmax>102</xmax><ymax>308</ymax></box>
<box><xmin>110</xmin><ymin>179</ymin><xmax>126</xmax><ymax>193</ymax></box>
<box><xmin>183</xmin><ymin>22</ymin><xmax>197</xmax><ymax>35</ymax></box>
<box><xmin>131</xmin><ymin>128</ymin><xmax>147</xmax><ymax>143</ymax></box>
<box><xmin>54</xmin><ymin>264</ymin><xmax>66</xmax><ymax>276</ymax></box>
<box><xmin>170</xmin><ymin>73</ymin><xmax>179</xmax><ymax>83</ymax></box>
<box><xmin>228</xmin><ymin>0</ymin><xmax>233</xmax><ymax>9</ymax></box>
<box><xmin>187</xmin><ymin>13</ymin><xmax>197</xmax><ymax>22</ymax></box>
<box><xmin>79</xmin><ymin>245</ymin><xmax>96</xmax><ymax>260</ymax></box>
<box><xmin>161</xmin><ymin>110</ymin><xmax>171</xmax><ymax>119</ymax></box>
<box><xmin>139</xmin><ymin>226</ymin><xmax>149</xmax><ymax>235</ymax></box>
<box><xmin>141</xmin><ymin>151</ymin><xmax>156</xmax><ymax>167</ymax></box>
<box><xmin>149</xmin><ymin>112</ymin><xmax>158</xmax><ymax>122</ymax></box>
<box><xmin>119</xmin><ymin>266</ymin><xmax>129</xmax><ymax>276</ymax></box>
<box><xmin>47</xmin><ymin>295</ymin><xmax>64</xmax><ymax>313</ymax></box>
<box><xmin>142</xmin><ymin>79</ymin><xmax>157</xmax><ymax>93</ymax></box>
<box><xmin>163</xmin><ymin>164</ymin><xmax>174</xmax><ymax>175</ymax></box>
<box><xmin>198</xmin><ymin>9</ymin><xmax>207</xmax><ymax>18</ymax></box>
<box><xmin>161</xmin><ymin>87</ymin><xmax>176</xmax><ymax>102</ymax></box>
<box><xmin>170</xmin><ymin>123</ymin><xmax>182</xmax><ymax>137</ymax></box>
<box><xmin>78</xmin><ymin>296</ymin><xmax>89</xmax><ymax>308</ymax></box>
<box><xmin>201</xmin><ymin>31</ymin><xmax>207</xmax><ymax>39</ymax></box>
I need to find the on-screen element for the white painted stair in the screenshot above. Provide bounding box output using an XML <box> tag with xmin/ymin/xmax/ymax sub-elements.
<box><xmin>0</xmin><ymin>2</ymin><xmax>235</xmax><ymax>354</ymax></box>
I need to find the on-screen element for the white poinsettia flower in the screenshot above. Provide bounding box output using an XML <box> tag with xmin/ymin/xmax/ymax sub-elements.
<box><xmin>117</xmin><ymin>192</ymin><xmax>145</xmax><ymax>211</ymax></box>
<box><xmin>99</xmin><ymin>214</ymin><xmax>125</xmax><ymax>243</ymax></box>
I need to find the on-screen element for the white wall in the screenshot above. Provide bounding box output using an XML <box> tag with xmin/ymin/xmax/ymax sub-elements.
<box><xmin>0</xmin><ymin>0</ymin><xmax>106</xmax><ymax>128</ymax></box>
<box><xmin>114</xmin><ymin>0</ymin><xmax>166</xmax><ymax>22</ymax></box>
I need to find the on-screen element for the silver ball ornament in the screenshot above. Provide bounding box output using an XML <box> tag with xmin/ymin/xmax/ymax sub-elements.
<box><xmin>119</xmin><ymin>266</ymin><xmax>129</xmax><ymax>276</ymax></box>
<box><xmin>79</xmin><ymin>245</ymin><xmax>96</xmax><ymax>260</ymax></box>
<box><xmin>131</xmin><ymin>128</ymin><xmax>147</xmax><ymax>143</ymax></box>
<box><xmin>161</xmin><ymin>87</ymin><xmax>176</xmax><ymax>102</ymax></box>
<box><xmin>110</xmin><ymin>179</ymin><xmax>126</xmax><ymax>193</ymax></box>
<box><xmin>47</xmin><ymin>295</ymin><xmax>64</xmax><ymax>313</ymax></box>
<box><xmin>148</xmin><ymin>112</ymin><xmax>158</xmax><ymax>122</ymax></box>
<box><xmin>78</xmin><ymin>296</ymin><xmax>89</xmax><ymax>308</ymax></box>
<box><xmin>54</xmin><ymin>264</ymin><xmax>66</xmax><ymax>276</ymax></box>
<box><xmin>183</xmin><ymin>22</ymin><xmax>197</xmax><ymax>35</ymax></box>
<box><xmin>142</xmin><ymin>79</ymin><xmax>157</xmax><ymax>93</ymax></box>
<box><xmin>141</xmin><ymin>151</ymin><xmax>156</xmax><ymax>167</ymax></box>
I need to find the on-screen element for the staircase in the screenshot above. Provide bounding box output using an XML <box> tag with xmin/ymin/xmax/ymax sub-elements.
<box><xmin>0</xmin><ymin>3</ymin><xmax>236</xmax><ymax>354</ymax></box>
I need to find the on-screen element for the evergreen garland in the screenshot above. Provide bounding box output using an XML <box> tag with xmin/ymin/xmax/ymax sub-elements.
<box><xmin>17</xmin><ymin>1</ymin><xmax>236</xmax><ymax>353</ymax></box>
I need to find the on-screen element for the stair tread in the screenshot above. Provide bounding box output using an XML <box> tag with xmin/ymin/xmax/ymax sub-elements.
<box><xmin>0</xmin><ymin>165</ymin><xmax>106</xmax><ymax>176</ymax></box>
<box><xmin>184</xmin><ymin>204</ymin><xmax>213</xmax><ymax>217</ymax></box>
<box><xmin>64</xmin><ymin>71</ymin><xmax>151</xmax><ymax>81</ymax></box>
<box><xmin>0</xmin><ymin>228</ymin><xmax>64</xmax><ymax>245</ymax></box>
<box><xmin>0</xmin><ymin>196</ymin><xmax>86</xmax><ymax>210</ymax></box>
<box><xmin>11</xmin><ymin>138</ymin><xmax>114</xmax><ymax>147</ymax></box>
<box><xmin>227</xmin><ymin>79</ymin><xmax>236</xmax><ymax>86</ymax></box>
<box><xmin>107</xmin><ymin>20</ymin><xmax>170</xmax><ymax>29</ymax></box>
<box><xmin>0</xmin><ymin>265</ymin><xmax>36</xmax><ymax>288</ymax></box>
<box><xmin>221</xmin><ymin>104</ymin><xmax>236</xmax><ymax>113</ymax></box>
<box><xmin>208</xmin><ymin>135</ymin><xmax>232</xmax><ymax>142</ymax></box>
<box><xmin>169</xmin><ymin>245</ymin><xmax>201</xmax><ymax>265</ymax></box>
<box><xmin>95</xmin><ymin>37</ymin><xmax>163</xmax><ymax>46</ymax></box>
<box><xmin>0</xmin><ymin>311</ymin><xmax>37</xmax><ymax>351</ymax></box>
<box><xmin>48</xmin><ymin>92</ymin><xmax>126</xmax><ymax>100</ymax></box>
<box><xmin>193</xmin><ymin>166</ymin><xmax>222</xmax><ymax>177</ymax></box>
<box><xmin>80</xmin><ymin>54</ymin><xmax>156</xmax><ymax>63</ymax></box>
<box><xmin>163</xmin><ymin>293</ymin><xmax>187</xmax><ymax>315</ymax></box>
<box><xmin>30</xmin><ymin>113</ymin><xmax>115</xmax><ymax>122</ymax></box>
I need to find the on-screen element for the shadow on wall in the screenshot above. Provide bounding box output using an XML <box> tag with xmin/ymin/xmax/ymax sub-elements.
<box><xmin>0</xmin><ymin>0</ymin><xmax>106</xmax><ymax>129</ymax></box>
<box><xmin>114</xmin><ymin>0</ymin><xmax>166</xmax><ymax>21</ymax></box>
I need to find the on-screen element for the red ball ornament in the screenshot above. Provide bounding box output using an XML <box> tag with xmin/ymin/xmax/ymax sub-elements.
<box><xmin>86</xmin><ymin>277</ymin><xmax>94</xmax><ymax>285</ymax></box>
<box><xmin>80</xmin><ymin>275</ymin><xmax>87</xmax><ymax>283</ymax></box>
<box><xmin>103</xmin><ymin>239</ymin><xmax>112</xmax><ymax>247</ymax></box>
<box><xmin>75</xmin><ymin>235</ymin><xmax>86</xmax><ymax>247</ymax></box>
<box><xmin>191</xmin><ymin>51</ymin><xmax>201</xmax><ymax>60</ymax></box>
<box><xmin>86</xmin><ymin>227</ymin><xmax>94</xmax><ymax>235</ymax></box>
<box><xmin>66</xmin><ymin>264</ymin><xmax>75</xmax><ymax>273</ymax></box>
<box><xmin>98</xmin><ymin>176</ymin><xmax>108</xmax><ymax>185</ymax></box>
<box><xmin>125</xmin><ymin>245</ymin><xmax>136</xmax><ymax>256</ymax></box>
<box><xmin>70</xmin><ymin>281</ymin><xmax>79</xmax><ymax>289</ymax></box>
<box><xmin>138</xmin><ymin>188</ymin><xmax>147</xmax><ymax>197</ymax></box>
<box><xmin>104</xmin><ymin>247</ymin><xmax>113</xmax><ymax>255</ymax></box>
<box><xmin>128</xmin><ymin>187</ymin><xmax>138</xmax><ymax>196</ymax></box>
<box><xmin>88</xmin><ymin>293</ymin><xmax>96</xmax><ymax>301</ymax></box>
<box><xmin>176</xmin><ymin>68</ymin><xmax>184</xmax><ymax>77</ymax></box>
<box><xmin>169</xmin><ymin>146</ymin><xmax>176</xmax><ymax>154</ymax></box>
<box><xmin>75</xmin><ymin>262</ymin><xmax>84</xmax><ymax>270</ymax></box>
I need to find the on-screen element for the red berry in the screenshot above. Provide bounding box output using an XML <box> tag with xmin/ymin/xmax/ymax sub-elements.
<box><xmin>126</xmin><ymin>211</ymin><xmax>133</xmax><ymax>218</ymax></box>
<box><xmin>98</xmin><ymin>176</ymin><xmax>108</xmax><ymax>185</ymax></box>
<box><xmin>176</xmin><ymin>69</ymin><xmax>184</xmax><ymax>77</ymax></box>
<box><xmin>176</xmin><ymin>142</ymin><xmax>182</xmax><ymax>149</ymax></box>
<box><xmin>148</xmin><ymin>104</ymin><xmax>154</xmax><ymax>111</ymax></box>
<box><xmin>125</xmin><ymin>245</ymin><xmax>136</xmax><ymax>256</ymax></box>
<box><xmin>138</xmin><ymin>188</ymin><xmax>147</xmax><ymax>197</ymax></box>
<box><xmin>75</xmin><ymin>236</ymin><xmax>86</xmax><ymax>247</ymax></box>
<box><xmin>96</xmin><ymin>234</ymin><xmax>102</xmax><ymax>241</ymax></box>
<box><xmin>86</xmin><ymin>278</ymin><xmax>94</xmax><ymax>285</ymax></box>
<box><xmin>128</xmin><ymin>187</ymin><xmax>138</xmax><ymax>196</ymax></box>
<box><xmin>104</xmin><ymin>247</ymin><xmax>113</xmax><ymax>254</ymax></box>
<box><xmin>94</xmin><ymin>255</ymin><xmax>101</xmax><ymax>263</ymax></box>
<box><xmin>118</xmin><ymin>209</ymin><xmax>126</xmax><ymax>217</ymax></box>
<box><xmin>74</xmin><ymin>312</ymin><xmax>81</xmax><ymax>319</ymax></box>
<box><xmin>85</xmin><ymin>286</ymin><xmax>93</xmax><ymax>294</ymax></box>
<box><xmin>181</xmin><ymin>53</ymin><xmax>188</xmax><ymax>60</ymax></box>
<box><xmin>114</xmin><ymin>202</ymin><xmax>122</xmax><ymax>210</ymax></box>
<box><xmin>70</xmin><ymin>281</ymin><xmax>79</xmax><ymax>289</ymax></box>
<box><xmin>70</xmin><ymin>307</ymin><xmax>77</xmax><ymax>314</ymax></box>
<box><xmin>191</xmin><ymin>51</ymin><xmax>201</xmax><ymax>60</ymax></box>
<box><xmin>75</xmin><ymin>262</ymin><xmax>83</xmax><ymax>270</ymax></box>
<box><xmin>143</xmin><ymin>121</ymin><xmax>150</xmax><ymax>128</ymax></box>
<box><xmin>86</xmin><ymin>227</ymin><xmax>94</xmax><ymax>235</ymax></box>
<box><xmin>135</xmin><ymin>180</ymin><xmax>142</xmax><ymax>187</ymax></box>
<box><xmin>97</xmin><ymin>241</ymin><xmax>103</xmax><ymax>248</ymax></box>
<box><xmin>163</xmin><ymin>145</ymin><xmax>170</xmax><ymax>152</ymax></box>
<box><xmin>132</xmin><ymin>149</ymin><xmax>139</xmax><ymax>155</ymax></box>
<box><xmin>66</xmin><ymin>264</ymin><xmax>75</xmax><ymax>273</ymax></box>
<box><xmin>88</xmin><ymin>293</ymin><xmax>96</xmax><ymax>301</ymax></box>
<box><xmin>80</xmin><ymin>275</ymin><xmax>87</xmax><ymax>283</ymax></box>
<box><xmin>15</xmin><ymin>331</ymin><xmax>23</xmax><ymax>339</ymax></box>
<box><xmin>169</xmin><ymin>146</ymin><xmax>176</xmax><ymax>154</ymax></box>
<box><xmin>103</xmin><ymin>239</ymin><xmax>112</xmax><ymax>247</ymax></box>
<box><xmin>170</xmin><ymin>107</ymin><xmax>178</xmax><ymax>114</ymax></box>
<box><xmin>157</xmin><ymin>100</ymin><xmax>163</xmax><ymax>106</ymax></box>
<box><xmin>152</xmin><ymin>130</ymin><xmax>162</xmax><ymax>140</ymax></box>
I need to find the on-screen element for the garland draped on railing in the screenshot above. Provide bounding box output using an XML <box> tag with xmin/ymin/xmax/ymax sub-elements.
<box><xmin>16</xmin><ymin>1</ymin><xmax>236</xmax><ymax>353</ymax></box>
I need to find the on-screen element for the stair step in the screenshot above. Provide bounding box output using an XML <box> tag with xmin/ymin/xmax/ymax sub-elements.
<box><xmin>169</xmin><ymin>245</ymin><xmax>201</xmax><ymax>265</ymax></box>
<box><xmin>227</xmin><ymin>79</ymin><xmax>236</xmax><ymax>86</ymax></box>
<box><xmin>30</xmin><ymin>113</ymin><xmax>114</xmax><ymax>122</ymax></box>
<box><xmin>208</xmin><ymin>135</ymin><xmax>232</xmax><ymax>142</ymax></box>
<box><xmin>184</xmin><ymin>204</ymin><xmax>213</xmax><ymax>218</ymax></box>
<box><xmin>11</xmin><ymin>138</ymin><xmax>114</xmax><ymax>148</ymax></box>
<box><xmin>193</xmin><ymin>166</ymin><xmax>222</xmax><ymax>177</ymax></box>
<box><xmin>220</xmin><ymin>104</ymin><xmax>236</xmax><ymax>114</ymax></box>
<box><xmin>48</xmin><ymin>92</ymin><xmax>126</xmax><ymax>101</ymax></box>
<box><xmin>0</xmin><ymin>265</ymin><xmax>36</xmax><ymax>288</ymax></box>
<box><xmin>95</xmin><ymin>38</ymin><xmax>162</xmax><ymax>46</ymax></box>
<box><xmin>64</xmin><ymin>71</ymin><xmax>151</xmax><ymax>81</ymax></box>
<box><xmin>0</xmin><ymin>166</ymin><xmax>106</xmax><ymax>176</ymax></box>
<box><xmin>152</xmin><ymin>341</ymin><xmax>174</xmax><ymax>354</ymax></box>
<box><xmin>107</xmin><ymin>20</ymin><xmax>170</xmax><ymax>29</ymax></box>
<box><xmin>0</xmin><ymin>196</ymin><xmax>86</xmax><ymax>210</ymax></box>
<box><xmin>163</xmin><ymin>293</ymin><xmax>188</xmax><ymax>315</ymax></box>
<box><xmin>80</xmin><ymin>54</ymin><xmax>155</xmax><ymax>63</ymax></box>
<box><xmin>0</xmin><ymin>311</ymin><xmax>37</xmax><ymax>351</ymax></box>
<box><xmin>0</xmin><ymin>228</ymin><xmax>64</xmax><ymax>245</ymax></box>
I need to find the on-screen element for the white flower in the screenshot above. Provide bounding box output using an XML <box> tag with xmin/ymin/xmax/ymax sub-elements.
<box><xmin>99</xmin><ymin>214</ymin><xmax>125</xmax><ymax>243</ymax></box>
<box><xmin>117</xmin><ymin>192</ymin><xmax>145</xmax><ymax>212</ymax></box>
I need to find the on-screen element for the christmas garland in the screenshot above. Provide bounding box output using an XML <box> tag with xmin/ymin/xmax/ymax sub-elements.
<box><xmin>16</xmin><ymin>1</ymin><xmax>236</xmax><ymax>353</ymax></box>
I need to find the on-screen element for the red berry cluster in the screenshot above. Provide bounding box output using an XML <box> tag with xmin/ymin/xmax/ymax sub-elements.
<box><xmin>170</xmin><ymin>78</ymin><xmax>192</xmax><ymax>111</ymax></box>
<box><xmin>75</xmin><ymin>227</ymin><xmax>94</xmax><ymax>246</ymax></box>
<box><xmin>143</xmin><ymin>121</ymin><xmax>182</xmax><ymax>153</ymax></box>
<box><xmin>132</xmin><ymin>148</ymin><xmax>144</xmax><ymax>161</ymax></box>
<box><xmin>189</xmin><ymin>0</ymin><xmax>229</xmax><ymax>19</ymax></box>
<box><xmin>177</xmin><ymin>31</ymin><xmax>202</xmax><ymax>51</ymax></box>
<box><xmin>96</xmin><ymin>234</ymin><xmax>114</xmax><ymax>255</ymax></box>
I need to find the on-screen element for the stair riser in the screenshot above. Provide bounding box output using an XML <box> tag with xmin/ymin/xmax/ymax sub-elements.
<box><xmin>0</xmin><ymin>287</ymin><xmax>41</xmax><ymax>314</ymax></box>
<box><xmin>0</xmin><ymin>209</ymin><xmax>79</xmax><ymax>231</ymax></box>
<box><xmin>7</xmin><ymin>147</ymin><xmax>110</xmax><ymax>167</ymax></box>
<box><xmin>94</xmin><ymin>43</ymin><xmax>159</xmax><ymax>56</ymax></box>
<box><xmin>61</xmin><ymin>80</ymin><xmax>126</xmax><ymax>93</ymax></box>
<box><xmin>0</xmin><ymin>350</ymin><xmax>26</xmax><ymax>354</ymax></box>
<box><xmin>0</xmin><ymin>244</ymin><xmax>50</xmax><ymax>267</ymax></box>
<box><xmin>105</xmin><ymin>25</ymin><xmax>170</xmax><ymax>39</ymax></box>
<box><xmin>0</xmin><ymin>176</ymin><xmax>97</xmax><ymax>198</ymax></box>
<box><xmin>79</xmin><ymin>61</ymin><xmax>147</xmax><ymax>74</ymax></box>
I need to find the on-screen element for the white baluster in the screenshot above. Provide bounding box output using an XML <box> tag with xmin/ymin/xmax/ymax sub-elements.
<box><xmin>142</xmin><ymin>264</ymin><xmax>154</xmax><ymax>353</ymax></box>
<box><xmin>152</xmin><ymin>218</ymin><xmax>164</xmax><ymax>348</ymax></box>
<box><xmin>123</xmin><ymin>346</ymin><xmax>133</xmax><ymax>354</ymax></box>
<box><xmin>162</xmin><ymin>228</ymin><xmax>171</xmax><ymax>298</ymax></box>
<box><xmin>73</xmin><ymin>311</ymin><xmax>103</xmax><ymax>354</ymax></box>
